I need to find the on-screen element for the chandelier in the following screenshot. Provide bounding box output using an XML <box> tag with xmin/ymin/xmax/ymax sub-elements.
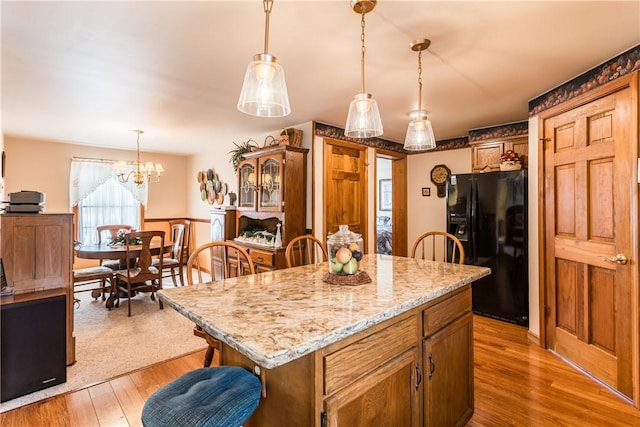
<box><xmin>113</xmin><ymin>130</ymin><xmax>163</xmax><ymax>187</ymax></box>
<box><xmin>403</xmin><ymin>39</ymin><xmax>436</xmax><ymax>151</ymax></box>
<box><xmin>344</xmin><ymin>0</ymin><xmax>383</xmax><ymax>139</ymax></box>
<box><xmin>237</xmin><ymin>0</ymin><xmax>290</xmax><ymax>117</ymax></box>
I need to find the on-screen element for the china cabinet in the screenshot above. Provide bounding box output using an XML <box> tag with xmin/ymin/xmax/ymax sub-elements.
<box><xmin>234</xmin><ymin>145</ymin><xmax>308</xmax><ymax>270</ymax></box>
<box><xmin>470</xmin><ymin>135</ymin><xmax>528</xmax><ymax>172</ymax></box>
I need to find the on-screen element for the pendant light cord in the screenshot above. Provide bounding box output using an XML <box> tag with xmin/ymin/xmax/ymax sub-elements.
<box><xmin>263</xmin><ymin>0</ymin><xmax>273</xmax><ymax>54</ymax></box>
<box><xmin>417</xmin><ymin>49</ymin><xmax>423</xmax><ymax>114</ymax></box>
<box><xmin>359</xmin><ymin>7</ymin><xmax>366</xmax><ymax>94</ymax></box>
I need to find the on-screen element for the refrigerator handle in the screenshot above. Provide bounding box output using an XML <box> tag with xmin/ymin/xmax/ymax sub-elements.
<box><xmin>470</xmin><ymin>180</ymin><xmax>477</xmax><ymax>265</ymax></box>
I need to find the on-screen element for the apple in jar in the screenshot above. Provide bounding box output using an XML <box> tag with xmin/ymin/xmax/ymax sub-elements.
<box><xmin>335</xmin><ymin>247</ymin><xmax>353</xmax><ymax>264</ymax></box>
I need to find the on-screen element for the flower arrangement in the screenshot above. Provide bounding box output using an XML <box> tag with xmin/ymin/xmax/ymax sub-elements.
<box><xmin>109</xmin><ymin>229</ymin><xmax>141</xmax><ymax>246</ymax></box>
<box><xmin>500</xmin><ymin>150</ymin><xmax>522</xmax><ymax>171</ymax></box>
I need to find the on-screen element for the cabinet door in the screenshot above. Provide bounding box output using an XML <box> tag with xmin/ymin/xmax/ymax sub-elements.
<box><xmin>3</xmin><ymin>216</ymin><xmax>70</xmax><ymax>291</ymax></box>
<box><xmin>506</xmin><ymin>138</ymin><xmax>529</xmax><ymax>167</ymax></box>
<box><xmin>258</xmin><ymin>154</ymin><xmax>282</xmax><ymax>211</ymax></box>
<box><xmin>324</xmin><ymin>348</ymin><xmax>420</xmax><ymax>427</ymax></box>
<box><xmin>423</xmin><ymin>313</ymin><xmax>473</xmax><ymax>427</ymax></box>
<box><xmin>471</xmin><ymin>142</ymin><xmax>504</xmax><ymax>172</ymax></box>
<box><xmin>237</xmin><ymin>159</ymin><xmax>257</xmax><ymax>210</ymax></box>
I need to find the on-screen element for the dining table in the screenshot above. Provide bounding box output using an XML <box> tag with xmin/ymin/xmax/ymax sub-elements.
<box><xmin>74</xmin><ymin>240</ymin><xmax>172</xmax><ymax>307</ymax></box>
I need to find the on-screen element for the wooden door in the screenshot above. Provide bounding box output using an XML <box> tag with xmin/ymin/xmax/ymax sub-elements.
<box><xmin>542</xmin><ymin>76</ymin><xmax>636</xmax><ymax>400</ymax></box>
<box><xmin>324</xmin><ymin>139</ymin><xmax>367</xmax><ymax>249</ymax></box>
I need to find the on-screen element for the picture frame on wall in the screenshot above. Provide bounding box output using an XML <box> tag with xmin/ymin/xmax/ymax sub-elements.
<box><xmin>422</xmin><ymin>187</ymin><xmax>431</xmax><ymax>197</ymax></box>
<box><xmin>379</xmin><ymin>179</ymin><xmax>391</xmax><ymax>211</ymax></box>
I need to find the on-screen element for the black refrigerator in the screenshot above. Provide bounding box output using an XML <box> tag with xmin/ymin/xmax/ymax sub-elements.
<box><xmin>446</xmin><ymin>170</ymin><xmax>528</xmax><ymax>326</ymax></box>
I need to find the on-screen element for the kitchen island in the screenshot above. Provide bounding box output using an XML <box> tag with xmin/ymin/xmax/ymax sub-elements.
<box><xmin>158</xmin><ymin>254</ymin><xmax>490</xmax><ymax>427</ymax></box>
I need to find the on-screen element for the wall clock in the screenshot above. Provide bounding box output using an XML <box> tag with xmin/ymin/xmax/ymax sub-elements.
<box><xmin>430</xmin><ymin>164</ymin><xmax>451</xmax><ymax>198</ymax></box>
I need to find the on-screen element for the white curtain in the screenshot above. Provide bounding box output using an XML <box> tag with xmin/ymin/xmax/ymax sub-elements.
<box><xmin>69</xmin><ymin>158</ymin><xmax>148</xmax><ymax>208</ymax></box>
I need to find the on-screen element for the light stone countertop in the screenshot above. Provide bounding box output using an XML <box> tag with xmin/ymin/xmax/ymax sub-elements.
<box><xmin>158</xmin><ymin>254</ymin><xmax>490</xmax><ymax>369</ymax></box>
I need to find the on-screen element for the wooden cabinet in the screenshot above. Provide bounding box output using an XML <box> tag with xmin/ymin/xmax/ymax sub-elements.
<box><xmin>0</xmin><ymin>213</ymin><xmax>75</xmax><ymax>365</ymax></box>
<box><xmin>234</xmin><ymin>145</ymin><xmax>308</xmax><ymax>268</ymax></box>
<box><xmin>422</xmin><ymin>288</ymin><xmax>473</xmax><ymax>427</ymax></box>
<box><xmin>211</xmin><ymin>207</ymin><xmax>236</xmax><ymax>242</ymax></box>
<box><xmin>222</xmin><ymin>284</ymin><xmax>474</xmax><ymax>427</ymax></box>
<box><xmin>226</xmin><ymin>243</ymin><xmax>286</xmax><ymax>273</ymax></box>
<box><xmin>470</xmin><ymin>135</ymin><xmax>528</xmax><ymax>172</ymax></box>
<box><xmin>323</xmin><ymin>316</ymin><xmax>420</xmax><ymax>427</ymax></box>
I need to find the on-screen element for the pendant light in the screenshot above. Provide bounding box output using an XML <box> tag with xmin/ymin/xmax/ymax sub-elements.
<box><xmin>404</xmin><ymin>39</ymin><xmax>436</xmax><ymax>151</ymax></box>
<box><xmin>344</xmin><ymin>0</ymin><xmax>383</xmax><ymax>138</ymax></box>
<box><xmin>237</xmin><ymin>0</ymin><xmax>290</xmax><ymax>117</ymax></box>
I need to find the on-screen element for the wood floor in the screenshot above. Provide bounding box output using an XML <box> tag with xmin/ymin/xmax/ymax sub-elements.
<box><xmin>2</xmin><ymin>315</ymin><xmax>639</xmax><ymax>426</ymax></box>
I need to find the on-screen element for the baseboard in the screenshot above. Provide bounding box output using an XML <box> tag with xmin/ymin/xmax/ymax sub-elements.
<box><xmin>527</xmin><ymin>330</ymin><xmax>540</xmax><ymax>346</ymax></box>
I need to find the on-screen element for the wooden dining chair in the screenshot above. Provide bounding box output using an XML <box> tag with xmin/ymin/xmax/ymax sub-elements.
<box><xmin>114</xmin><ymin>230</ymin><xmax>165</xmax><ymax>316</ymax></box>
<box><xmin>169</xmin><ymin>219</ymin><xmax>191</xmax><ymax>264</ymax></box>
<box><xmin>72</xmin><ymin>266</ymin><xmax>114</xmax><ymax>304</ymax></box>
<box><xmin>411</xmin><ymin>231</ymin><xmax>465</xmax><ymax>264</ymax></box>
<box><xmin>187</xmin><ymin>241</ymin><xmax>255</xmax><ymax>367</ymax></box>
<box><xmin>285</xmin><ymin>234</ymin><xmax>328</xmax><ymax>268</ymax></box>
<box><xmin>152</xmin><ymin>222</ymin><xmax>186</xmax><ymax>286</ymax></box>
<box><xmin>97</xmin><ymin>224</ymin><xmax>133</xmax><ymax>270</ymax></box>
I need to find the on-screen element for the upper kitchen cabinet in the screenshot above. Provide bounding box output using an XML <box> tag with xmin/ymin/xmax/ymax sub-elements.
<box><xmin>469</xmin><ymin>122</ymin><xmax>529</xmax><ymax>173</ymax></box>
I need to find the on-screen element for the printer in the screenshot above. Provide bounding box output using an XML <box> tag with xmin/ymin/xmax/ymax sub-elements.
<box><xmin>4</xmin><ymin>191</ymin><xmax>46</xmax><ymax>213</ymax></box>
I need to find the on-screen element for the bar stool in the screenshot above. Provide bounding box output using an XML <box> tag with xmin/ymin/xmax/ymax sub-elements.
<box><xmin>141</xmin><ymin>366</ymin><xmax>261</xmax><ymax>427</ymax></box>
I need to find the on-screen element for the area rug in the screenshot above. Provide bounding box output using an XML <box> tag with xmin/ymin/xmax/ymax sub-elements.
<box><xmin>0</xmin><ymin>286</ymin><xmax>206</xmax><ymax>413</ymax></box>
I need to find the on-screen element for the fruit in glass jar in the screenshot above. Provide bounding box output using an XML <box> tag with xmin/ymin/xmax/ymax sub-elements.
<box><xmin>330</xmin><ymin>259</ymin><xmax>344</xmax><ymax>273</ymax></box>
<box><xmin>342</xmin><ymin>258</ymin><xmax>358</xmax><ymax>274</ymax></box>
<box><xmin>335</xmin><ymin>247</ymin><xmax>353</xmax><ymax>264</ymax></box>
<box><xmin>352</xmin><ymin>250</ymin><xmax>363</xmax><ymax>261</ymax></box>
<box><xmin>348</xmin><ymin>242</ymin><xmax>360</xmax><ymax>252</ymax></box>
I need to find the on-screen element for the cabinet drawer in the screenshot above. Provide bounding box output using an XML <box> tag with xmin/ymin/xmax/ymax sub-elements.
<box><xmin>423</xmin><ymin>288</ymin><xmax>471</xmax><ymax>337</ymax></box>
<box><xmin>324</xmin><ymin>316</ymin><xmax>417</xmax><ymax>395</ymax></box>
<box><xmin>249</xmin><ymin>249</ymin><xmax>275</xmax><ymax>267</ymax></box>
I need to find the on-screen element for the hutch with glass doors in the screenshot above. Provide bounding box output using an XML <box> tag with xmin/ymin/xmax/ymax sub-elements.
<box><xmin>234</xmin><ymin>145</ymin><xmax>308</xmax><ymax>271</ymax></box>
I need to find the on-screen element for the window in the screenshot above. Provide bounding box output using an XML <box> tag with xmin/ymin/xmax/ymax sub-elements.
<box><xmin>77</xmin><ymin>179</ymin><xmax>141</xmax><ymax>244</ymax></box>
<box><xmin>70</xmin><ymin>158</ymin><xmax>147</xmax><ymax>244</ymax></box>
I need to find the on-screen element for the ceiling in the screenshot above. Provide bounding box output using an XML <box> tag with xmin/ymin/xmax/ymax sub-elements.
<box><xmin>2</xmin><ymin>1</ymin><xmax>639</xmax><ymax>155</ymax></box>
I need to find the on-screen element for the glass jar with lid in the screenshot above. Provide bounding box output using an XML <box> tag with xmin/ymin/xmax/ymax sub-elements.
<box><xmin>327</xmin><ymin>225</ymin><xmax>364</xmax><ymax>275</ymax></box>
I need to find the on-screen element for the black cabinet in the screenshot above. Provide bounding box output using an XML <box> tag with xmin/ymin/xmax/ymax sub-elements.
<box><xmin>1</xmin><ymin>294</ymin><xmax>67</xmax><ymax>402</ymax></box>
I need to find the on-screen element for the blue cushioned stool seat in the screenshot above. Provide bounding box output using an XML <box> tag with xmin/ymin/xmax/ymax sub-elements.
<box><xmin>142</xmin><ymin>366</ymin><xmax>262</xmax><ymax>427</ymax></box>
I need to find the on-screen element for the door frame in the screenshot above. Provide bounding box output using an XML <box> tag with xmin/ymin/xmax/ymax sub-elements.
<box><xmin>374</xmin><ymin>148</ymin><xmax>408</xmax><ymax>257</ymax></box>
<box><xmin>537</xmin><ymin>72</ymin><xmax>639</xmax><ymax>406</ymax></box>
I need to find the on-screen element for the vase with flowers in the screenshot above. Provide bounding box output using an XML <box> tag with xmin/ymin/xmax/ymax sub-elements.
<box><xmin>109</xmin><ymin>228</ymin><xmax>142</xmax><ymax>247</ymax></box>
<box><xmin>500</xmin><ymin>150</ymin><xmax>522</xmax><ymax>171</ymax></box>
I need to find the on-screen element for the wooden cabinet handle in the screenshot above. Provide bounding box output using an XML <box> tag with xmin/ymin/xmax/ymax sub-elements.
<box><xmin>428</xmin><ymin>352</ymin><xmax>435</xmax><ymax>379</ymax></box>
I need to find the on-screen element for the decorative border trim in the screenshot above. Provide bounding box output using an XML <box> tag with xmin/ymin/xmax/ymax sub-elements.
<box><xmin>529</xmin><ymin>44</ymin><xmax>640</xmax><ymax>116</ymax></box>
<box><xmin>314</xmin><ymin>122</ymin><xmax>407</xmax><ymax>153</ymax></box>
<box><xmin>468</xmin><ymin>121</ymin><xmax>528</xmax><ymax>143</ymax></box>
<box><xmin>314</xmin><ymin>122</ymin><xmax>470</xmax><ymax>153</ymax></box>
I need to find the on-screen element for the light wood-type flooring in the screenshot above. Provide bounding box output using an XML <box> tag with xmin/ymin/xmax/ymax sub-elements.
<box><xmin>2</xmin><ymin>315</ymin><xmax>640</xmax><ymax>426</ymax></box>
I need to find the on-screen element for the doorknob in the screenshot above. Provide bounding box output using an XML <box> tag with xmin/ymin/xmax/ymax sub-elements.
<box><xmin>601</xmin><ymin>253</ymin><xmax>628</xmax><ymax>265</ymax></box>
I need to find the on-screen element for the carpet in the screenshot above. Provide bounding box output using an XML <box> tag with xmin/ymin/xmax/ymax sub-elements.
<box><xmin>0</xmin><ymin>285</ymin><xmax>206</xmax><ymax>413</ymax></box>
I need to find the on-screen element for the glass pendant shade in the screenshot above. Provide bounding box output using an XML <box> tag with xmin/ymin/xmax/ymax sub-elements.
<box><xmin>404</xmin><ymin>115</ymin><xmax>436</xmax><ymax>151</ymax></box>
<box><xmin>237</xmin><ymin>52</ymin><xmax>291</xmax><ymax>117</ymax></box>
<box><xmin>345</xmin><ymin>93</ymin><xmax>383</xmax><ymax>138</ymax></box>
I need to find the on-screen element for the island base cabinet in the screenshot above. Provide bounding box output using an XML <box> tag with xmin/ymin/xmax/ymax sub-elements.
<box><xmin>324</xmin><ymin>348</ymin><xmax>420</xmax><ymax>427</ymax></box>
<box><xmin>423</xmin><ymin>312</ymin><xmax>474</xmax><ymax>427</ymax></box>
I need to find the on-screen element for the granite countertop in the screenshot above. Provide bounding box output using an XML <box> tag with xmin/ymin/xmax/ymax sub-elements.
<box><xmin>158</xmin><ymin>254</ymin><xmax>490</xmax><ymax>369</ymax></box>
